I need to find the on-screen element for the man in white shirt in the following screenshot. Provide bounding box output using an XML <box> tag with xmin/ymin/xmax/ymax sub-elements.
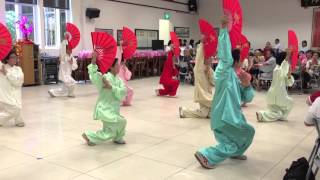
<box><xmin>301</xmin><ymin>40</ymin><xmax>309</xmax><ymax>53</ymax></box>
<box><xmin>274</xmin><ymin>39</ymin><xmax>282</xmax><ymax>55</ymax></box>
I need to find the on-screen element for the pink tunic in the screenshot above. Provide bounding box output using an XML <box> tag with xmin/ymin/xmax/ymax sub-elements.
<box><xmin>118</xmin><ymin>64</ymin><xmax>133</xmax><ymax>106</ymax></box>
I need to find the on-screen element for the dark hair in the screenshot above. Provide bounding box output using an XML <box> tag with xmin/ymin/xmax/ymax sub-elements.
<box><xmin>307</xmin><ymin>50</ymin><xmax>314</xmax><ymax>55</ymax></box>
<box><xmin>168</xmin><ymin>40</ymin><xmax>172</xmax><ymax>46</ymax></box>
<box><xmin>299</xmin><ymin>51</ymin><xmax>305</xmax><ymax>54</ymax></box>
<box><xmin>232</xmin><ymin>49</ymin><xmax>240</xmax><ymax>66</ymax></box>
<box><xmin>276</xmin><ymin>52</ymin><xmax>286</xmax><ymax>65</ymax></box>
<box><xmin>189</xmin><ymin>39</ymin><xmax>194</xmax><ymax>47</ymax></box>
<box><xmin>314</xmin><ymin>52</ymin><xmax>320</xmax><ymax>57</ymax></box>
<box><xmin>275</xmin><ymin>38</ymin><xmax>280</xmax><ymax>42</ymax></box>
<box><xmin>249</xmin><ymin>52</ymin><xmax>254</xmax><ymax>56</ymax></box>
<box><xmin>3</xmin><ymin>49</ymin><xmax>17</xmax><ymax>64</ymax></box>
<box><xmin>302</xmin><ymin>40</ymin><xmax>307</xmax><ymax>44</ymax></box>
<box><xmin>108</xmin><ymin>58</ymin><xmax>119</xmax><ymax>72</ymax></box>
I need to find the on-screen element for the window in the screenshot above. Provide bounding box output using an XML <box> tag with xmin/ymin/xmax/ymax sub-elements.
<box><xmin>5</xmin><ymin>1</ymin><xmax>38</xmax><ymax>43</ymax></box>
<box><xmin>43</xmin><ymin>0</ymin><xmax>70</xmax><ymax>48</ymax></box>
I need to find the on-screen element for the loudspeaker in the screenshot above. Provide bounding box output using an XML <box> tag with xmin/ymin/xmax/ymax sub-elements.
<box><xmin>188</xmin><ymin>0</ymin><xmax>197</xmax><ymax>12</ymax></box>
<box><xmin>86</xmin><ymin>8</ymin><xmax>100</xmax><ymax>19</ymax></box>
<box><xmin>152</xmin><ymin>40</ymin><xmax>164</xmax><ymax>50</ymax></box>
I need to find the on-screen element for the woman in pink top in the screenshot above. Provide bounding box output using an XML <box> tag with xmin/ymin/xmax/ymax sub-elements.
<box><xmin>118</xmin><ymin>56</ymin><xmax>133</xmax><ymax>106</ymax></box>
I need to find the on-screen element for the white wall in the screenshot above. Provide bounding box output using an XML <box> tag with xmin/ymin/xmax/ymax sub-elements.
<box><xmin>0</xmin><ymin>0</ymin><xmax>199</xmax><ymax>56</ymax></box>
<box><xmin>77</xmin><ymin>0</ymin><xmax>199</xmax><ymax>51</ymax></box>
<box><xmin>199</xmin><ymin>0</ymin><xmax>313</xmax><ymax>50</ymax></box>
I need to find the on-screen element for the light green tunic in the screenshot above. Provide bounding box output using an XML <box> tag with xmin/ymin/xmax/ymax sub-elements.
<box><xmin>85</xmin><ymin>64</ymin><xmax>127</xmax><ymax>144</ymax></box>
<box><xmin>198</xmin><ymin>28</ymin><xmax>255</xmax><ymax>165</ymax></box>
<box><xmin>258</xmin><ymin>60</ymin><xmax>294</xmax><ymax>122</ymax></box>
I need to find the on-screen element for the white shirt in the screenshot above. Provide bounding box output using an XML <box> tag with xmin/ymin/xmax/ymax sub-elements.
<box><xmin>309</xmin><ymin>97</ymin><xmax>320</xmax><ymax>118</ymax></box>
<box><xmin>58</xmin><ymin>54</ymin><xmax>78</xmax><ymax>84</ymax></box>
<box><xmin>301</xmin><ymin>47</ymin><xmax>308</xmax><ymax>53</ymax></box>
<box><xmin>275</xmin><ymin>43</ymin><xmax>282</xmax><ymax>51</ymax></box>
<box><xmin>0</xmin><ymin>62</ymin><xmax>24</xmax><ymax>108</ymax></box>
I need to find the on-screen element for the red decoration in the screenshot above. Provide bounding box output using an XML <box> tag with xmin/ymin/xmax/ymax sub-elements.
<box><xmin>91</xmin><ymin>32</ymin><xmax>117</xmax><ymax>73</ymax></box>
<box><xmin>198</xmin><ymin>19</ymin><xmax>218</xmax><ymax>59</ymax></box>
<box><xmin>170</xmin><ymin>32</ymin><xmax>180</xmax><ymax>56</ymax></box>
<box><xmin>239</xmin><ymin>34</ymin><xmax>250</xmax><ymax>62</ymax></box>
<box><xmin>312</xmin><ymin>9</ymin><xmax>320</xmax><ymax>48</ymax></box>
<box><xmin>66</xmin><ymin>23</ymin><xmax>80</xmax><ymax>49</ymax></box>
<box><xmin>0</xmin><ymin>23</ymin><xmax>12</xmax><ymax>61</ymax></box>
<box><xmin>288</xmin><ymin>30</ymin><xmax>299</xmax><ymax>71</ymax></box>
<box><xmin>223</xmin><ymin>0</ymin><xmax>243</xmax><ymax>49</ymax></box>
<box><xmin>122</xmin><ymin>27</ymin><xmax>137</xmax><ymax>60</ymax></box>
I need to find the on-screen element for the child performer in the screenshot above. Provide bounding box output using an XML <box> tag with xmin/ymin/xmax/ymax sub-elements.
<box><xmin>179</xmin><ymin>42</ymin><xmax>214</xmax><ymax>118</ymax></box>
<box><xmin>156</xmin><ymin>47</ymin><xmax>180</xmax><ymax>96</ymax></box>
<box><xmin>194</xmin><ymin>17</ymin><xmax>255</xmax><ymax>169</ymax></box>
<box><xmin>48</xmin><ymin>46</ymin><xmax>78</xmax><ymax>98</ymax></box>
<box><xmin>0</xmin><ymin>50</ymin><xmax>25</xmax><ymax>127</ymax></box>
<box><xmin>235</xmin><ymin>61</ymin><xmax>253</xmax><ymax>107</ymax></box>
<box><xmin>82</xmin><ymin>53</ymin><xmax>127</xmax><ymax>146</ymax></box>
<box><xmin>256</xmin><ymin>50</ymin><xmax>294</xmax><ymax>122</ymax></box>
<box><xmin>118</xmin><ymin>44</ymin><xmax>133</xmax><ymax>106</ymax></box>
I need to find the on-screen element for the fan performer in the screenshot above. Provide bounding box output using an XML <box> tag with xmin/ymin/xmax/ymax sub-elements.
<box><xmin>256</xmin><ymin>30</ymin><xmax>297</xmax><ymax>122</ymax></box>
<box><xmin>118</xmin><ymin>27</ymin><xmax>137</xmax><ymax>106</ymax></box>
<box><xmin>49</xmin><ymin>23</ymin><xmax>80</xmax><ymax>98</ymax></box>
<box><xmin>179</xmin><ymin>19</ymin><xmax>215</xmax><ymax>119</ymax></box>
<box><xmin>0</xmin><ymin>23</ymin><xmax>24</xmax><ymax>127</ymax></box>
<box><xmin>194</xmin><ymin>17</ymin><xmax>255</xmax><ymax>169</ymax></box>
<box><xmin>156</xmin><ymin>32</ymin><xmax>180</xmax><ymax>97</ymax></box>
<box><xmin>82</xmin><ymin>32</ymin><xmax>127</xmax><ymax>146</ymax></box>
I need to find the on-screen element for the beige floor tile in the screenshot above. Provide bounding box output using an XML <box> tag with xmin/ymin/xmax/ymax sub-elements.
<box><xmin>137</xmin><ymin>140</ymin><xmax>198</xmax><ymax>167</ymax></box>
<box><xmin>88</xmin><ymin>155</ymin><xmax>181</xmax><ymax>180</ymax></box>
<box><xmin>0</xmin><ymin>160</ymin><xmax>80</xmax><ymax>180</ymax></box>
<box><xmin>0</xmin><ymin>146</ymin><xmax>35</xmax><ymax>170</ymax></box>
<box><xmin>46</xmin><ymin>145</ymin><xmax>129</xmax><ymax>172</ymax></box>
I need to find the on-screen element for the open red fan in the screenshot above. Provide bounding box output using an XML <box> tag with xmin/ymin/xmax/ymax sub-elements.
<box><xmin>91</xmin><ymin>32</ymin><xmax>117</xmax><ymax>73</ymax></box>
<box><xmin>288</xmin><ymin>30</ymin><xmax>299</xmax><ymax>71</ymax></box>
<box><xmin>66</xmin><ymin>23</ymin><xmax>80</xmax><ymax>49</ymax></box>
<box><xmin>0</xmin><ymin>23</ymin><xmax>12</xmax><ymax>61</ymax></box>
<box><xmin>198</xmin><ymin>19</ymin><xmax>218</xmax><ymax>59</ymax></box>
<box><xmin>239</xmin><ymin>34</ymin><xmax>250</xmax><ymax>62</ymax></box>
<box><xmin>170</xmin><ymin>32</ymin><xmax>180</xmax><ymax>56</ymax></box>
<box><xmin>122</xmin><ymin>27</ymin><xmax>137</xmax><ymax>60</ymax></box>
<box><xmin>223</xmin><ymin>0</ymin><xmax>243</xmax><ymax>49</ymax></box>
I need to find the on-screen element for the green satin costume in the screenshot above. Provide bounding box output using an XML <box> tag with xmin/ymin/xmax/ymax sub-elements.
<box><xmin>85</xmin><ymin>64</ymin><xmax>127</xmax><ymax>144</ymax></box>
<box><xmin>198</xmin><ymin>28</ymin><xmax>255</xmax><ymax>165</ymax></box>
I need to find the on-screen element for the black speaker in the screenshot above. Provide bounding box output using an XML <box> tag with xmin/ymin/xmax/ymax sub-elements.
<box><xmin>86</xmin><ymin>8</ymin><xmax>100</xmax><ymax>19</ymax></box>
<box><xmin>152</xmin><ymin>40</ymin><xmax>164</xmax><ymax>50</ymax></box>
<box><xmin>188</xmin><ymin>0</ymin><xmax>197</xmax><ymax>12</ymax></box>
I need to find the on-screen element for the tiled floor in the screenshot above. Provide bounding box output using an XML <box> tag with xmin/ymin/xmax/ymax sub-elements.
<box><xmin>0</xmin><ymin>77</ymin><xmax>317</xmax><ymax>180</ymax></box>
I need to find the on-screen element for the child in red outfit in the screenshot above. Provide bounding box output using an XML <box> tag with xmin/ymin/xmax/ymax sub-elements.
<box><xmin>156</xmin><ymin>50</ymin><xmax>180</xmax><ymax>96</ymax></box>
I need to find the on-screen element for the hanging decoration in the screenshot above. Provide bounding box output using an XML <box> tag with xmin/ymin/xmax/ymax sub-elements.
<box><xmin>16</xmin><ymin>16</ymin><xmax>33</xmax><ymax>41</ymax></box>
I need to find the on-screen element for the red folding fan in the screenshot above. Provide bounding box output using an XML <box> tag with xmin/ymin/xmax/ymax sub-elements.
<box><xmin>66</xmin><ymin>23</ymin><xmax>80</xmax><ymax>49</ymax></box>
<box><xmin>0</xmin><ymin>23</ymin><xmax>12</xmax><ymax>61</ymax></box>
<box><xmin>170</xmin><ymin>32</ymin><xmax>180</xmax><ymax>56</ymax></box>
<box><xmin>91</xmin><ymin>32</ymin><xmax>117</xmax><ymax>73</ymax></box>
<box><xmin>223</xmin><ymin>0</ymin><xmax>243</xmax><ymax>49</ymax></box>
<box><xmin>198</xmin><ymin>19</ymin><xmax>218</xmax><ymax>60</ymax></box>
<box><xmin>288</xmin><ymin>30</ymin><xmax>299</xmax><ymax>71</ymax></box>
<box><xmin>122</xmin><ymin>27</ymin><xmax>137</xmax><ymax>60</ymax></box>
<box><xmin>239</xmin><ymin>34</ymin><xmax>250</xmax><ymax>62</ymax></box>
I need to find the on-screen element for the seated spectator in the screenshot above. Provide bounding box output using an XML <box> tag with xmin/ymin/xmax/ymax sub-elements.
<box><xmin>264</xmin><ymin>41</ymin><xmax>273</xmax><ymax>56</ymax></box>
<box><xmin>292</xmin><ymin>51</ymin><xmax>306</xmax><ymax>81</ymax></box>
<box><xmin>242</xmin><ymin>52</ymin><xmax>254</xmax><ymax>72</ymax></box>
<box><xmin>301</xmin><ymin>40</ymin><xmax>309</xmax><ymax>53</ymax></box>
<box><xmin>256</xmin><ymin>49</ymin><xmax>276</xmax><ymax>79</ymax></box>
<box><xmin>249</xmin><ymin>49</ymin><xmax>264</xmax><ymax>78</ymax></box>
<box><xmin>188</xmin><ymin>39</ymin><xmax>194</xmax><ymax>49</ymax></box>
<box><xmin>302</xmin><ymin>52</ymin><xmax>320</xmax><ymax>89</ymax></box>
